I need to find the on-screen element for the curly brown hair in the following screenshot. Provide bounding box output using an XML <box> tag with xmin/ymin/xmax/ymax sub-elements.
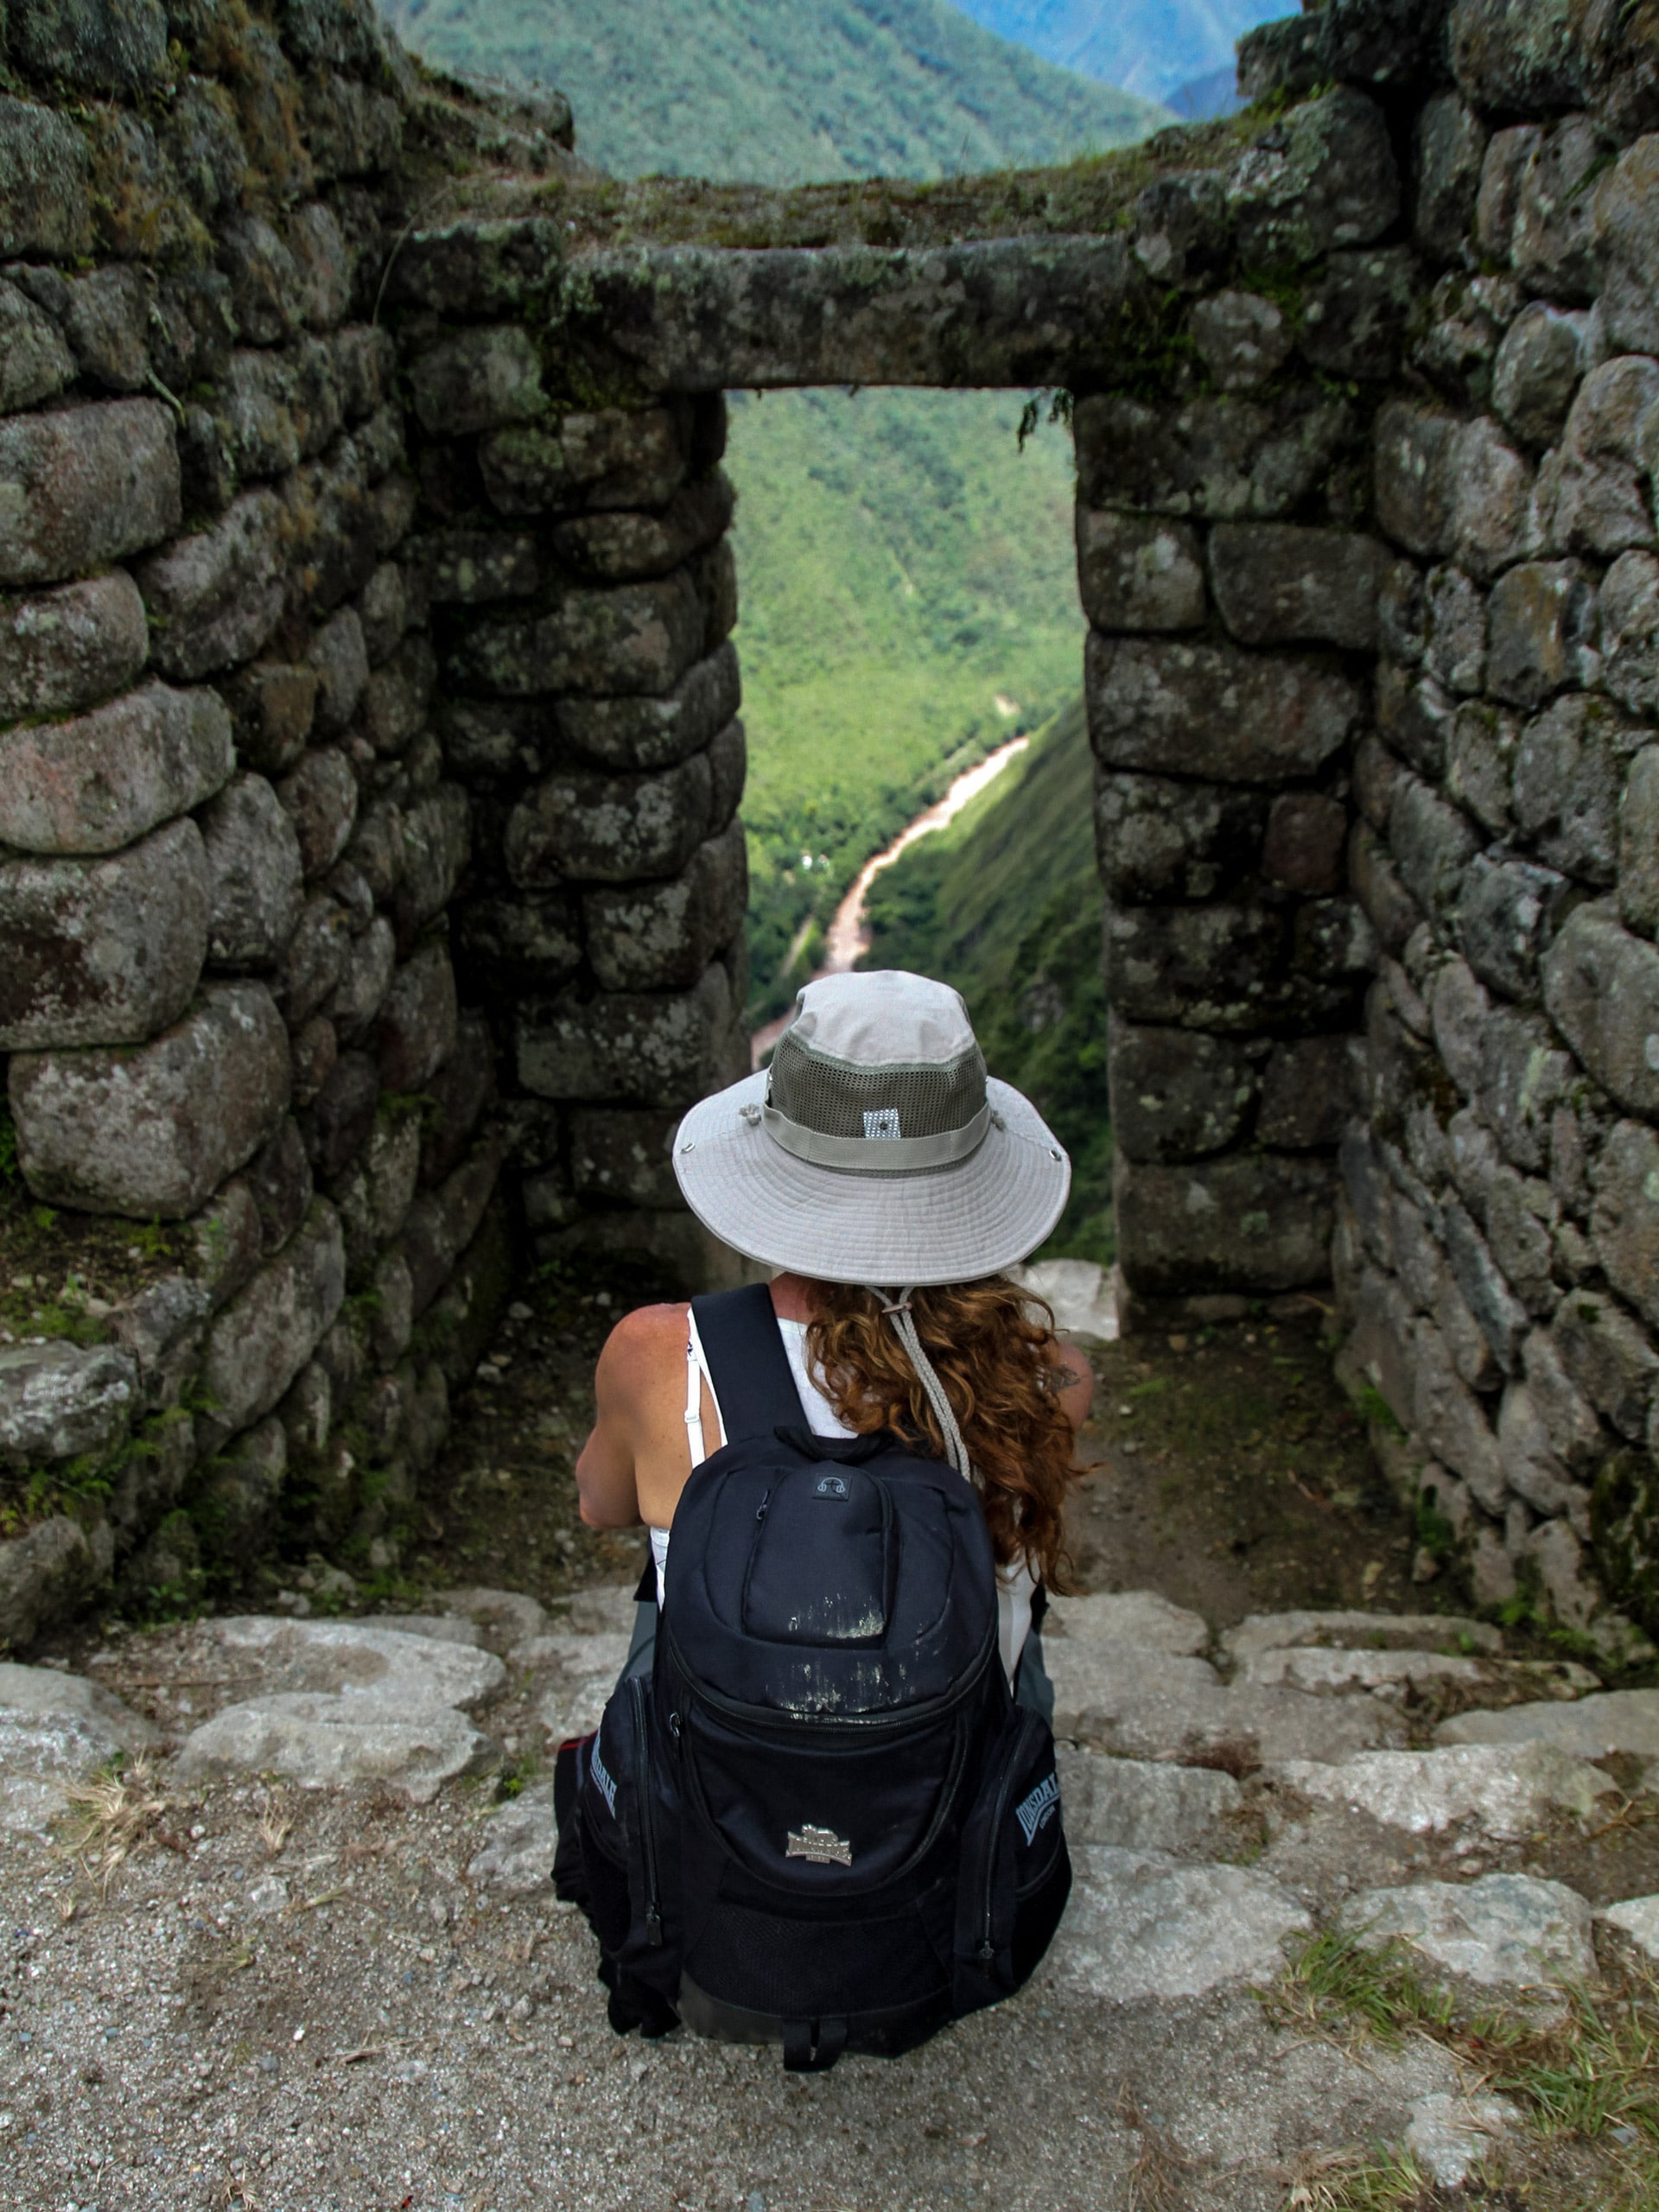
<box><xmin>803</xmin><ymin>1277</ymin><xmax>1081</xmax><ymax>1592</ymax></box>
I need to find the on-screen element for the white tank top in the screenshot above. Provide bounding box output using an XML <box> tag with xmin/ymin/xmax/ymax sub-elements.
<box><xmin>649</xmin><ymin>1310</ymin><xmax>1034</xmax><ymax>1684</ymax></box>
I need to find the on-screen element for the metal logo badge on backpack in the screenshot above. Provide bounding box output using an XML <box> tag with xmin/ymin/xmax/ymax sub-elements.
<box><xmin>787</xmin><ymin>1824</ymin><xmax>853</xmax><ymax>1867</ymax></box>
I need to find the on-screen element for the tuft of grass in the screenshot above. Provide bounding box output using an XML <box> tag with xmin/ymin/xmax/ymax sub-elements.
<box><xmin>59</xmin><ymin>1758</ymin><xmax>175</xmax><ymax>1892</ymax></box>
<box><xmin>1473</xmin><ymin>1972</ymin><xmax>1659</xmax><ymax>2145</ymax></box>
<box><xmin>1284</xmin><ymin>2145</ymin><xmax>1428</xmax><ymax>2212</ymax></box>
<box><xmin>1352</xmin><ymin>1383</ymin><xmax>1406</xmax><ymax>1440</ymax></box>
<box><xmin>1262</xmin><ymin>1925</ymin><xmax>1452</xmax><ymax>2051</ymax></box>
<box><xmin>256</xmin><ymin>1787</ymin><xmax>293</xmax><ymax>1859</ymax></box>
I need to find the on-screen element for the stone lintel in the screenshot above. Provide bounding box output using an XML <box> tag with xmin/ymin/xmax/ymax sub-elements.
<box><xmin>545</xmin><ymin>235</ymin><xmax>1133</xmax><ymax>393</ymax></box>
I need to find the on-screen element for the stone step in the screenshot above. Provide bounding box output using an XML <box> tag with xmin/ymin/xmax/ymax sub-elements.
<box><xmin>1266</xmin><ymin>1742</ymin><xmax>1618</xmax><ymax>1840</ymax></box>
<box><xmin>1224</xmin><ymin>1609</ymin><xmax>1503</xmax><ymax>1663</ymax></box>
<box><xmin>1058</xmin><ymin>1746</ymin><xmax>1243</xmax><ymax>1854</ymax></box>
<box><xmin>1437</xmin><ymin>1687</ymin><xmax>1659</xmax><ymax>1764</ymax></box>
<box><xmin>1241</xmin><ymin>1645</ymin><xmax>1599</xmax><ymax>1701</ymax></box>
<box><xmin>1044</xmin><ymin>1589</ymin><xmax>1209</xmax><ymax>1655</ymax></box>
<box><xmin>1047</xmin><ymin>1635</ymin><xmax>1406</xmax><ymax>1765</ymax></box>
<box><xmin>1050</xmin><ymin>1844</ymin><xmax>1312</xmax><ymax>2002</ymax></box>
<box><xmin>1337</xmin><ymin>1871</ymin><xmax>1597</xmax><ymax>1990</ymax></box>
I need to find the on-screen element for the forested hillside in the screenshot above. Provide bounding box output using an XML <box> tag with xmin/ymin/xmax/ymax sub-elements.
<box><xmin>945</xmin><ymin>0</ymin><xmax>1286</xmax><ymax>104</ymax></box>
<box><xmin>733</xmin><ymin>389</ymin><xmax>1081</xmax><ymax>1017</ymax></box>
<box><xmin>862</xmin><ymin>699</ymin><xmax>1113</xmax><ymax>1262</ymax></box>
<box><xmin>382</xmin><ymin>0</ymin><xmax>1163</xmax><ymax>181</ymax></box>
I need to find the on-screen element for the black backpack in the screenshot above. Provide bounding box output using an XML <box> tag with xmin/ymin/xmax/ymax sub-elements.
<box><xmin>553</xmin><ymin>1282</ymin><xmax>1071</xmax><ymax>2070</ymax></box>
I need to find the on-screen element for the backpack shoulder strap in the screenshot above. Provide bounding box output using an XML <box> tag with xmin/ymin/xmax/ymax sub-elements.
<box><xmin>690</xmin><ymin>1283</ymin><xmax>803</xmax><ymax>1445</ymax></box>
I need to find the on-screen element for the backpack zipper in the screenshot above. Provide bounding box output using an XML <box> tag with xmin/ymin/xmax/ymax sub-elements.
<box><xmin>627</xmin><ymin>1675</ymin><xmax>664</xmax><ymax>1947</ymax></box>
<box><xmin>978</xmin><ymin>1711</ymin><xmax>1040</xmax><ymax>1968</ymax></box>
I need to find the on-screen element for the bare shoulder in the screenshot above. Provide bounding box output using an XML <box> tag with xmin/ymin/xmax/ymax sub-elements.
<box><xmin>594</xmin><ymin>1301</ymin><xmax>690</xmax><ymax>1389</ymax></box>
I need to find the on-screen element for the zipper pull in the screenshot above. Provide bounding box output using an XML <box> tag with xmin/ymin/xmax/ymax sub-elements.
<box><xmin>754</xmin><ymin>1488</ymin><xmax>772</xmax><ymax>1523</ymax></box>
<box><xmin>977</xmin><ymin>1941</ymin><xmax>995</xmax><ymax>1967</ymax></box>
<box><xmin>645</xmin><ymin>1904</ymin><xmax>664</xmax><ymax>1948</ymax></box>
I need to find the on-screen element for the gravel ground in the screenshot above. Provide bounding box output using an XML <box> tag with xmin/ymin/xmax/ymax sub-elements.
<box><xmin>0</xmin><ymin>1762</ymin><xmax>1466</xmax><ymax>2212</ymax></box>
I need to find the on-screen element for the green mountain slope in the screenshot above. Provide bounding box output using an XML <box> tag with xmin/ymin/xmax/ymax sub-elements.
<box><xmin>383</xmin><ymin>0</ymin><xmax>1165</xmax><ymax>182</ymax></box>
<box><xmin>732</xmin><ymin>387</ymin><xmax>1082</xmax><ymax>1015</ymax></box>
<box><xmin>862</xmin><ymin>698</ymin><xmax>1112</xmax><ymax>1263</ymax></box>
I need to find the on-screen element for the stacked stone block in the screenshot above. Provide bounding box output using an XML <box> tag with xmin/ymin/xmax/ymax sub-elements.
<box><xmin>382</xmin><ymin>244</ymin><xmax>752</xmax><ymax>1287</ymax></box>
<box><xmin>0</xmin><ymin>0</ymin><xmax>569</xmax><ymax>1643</ymax></box>
<box><xmin>1072</xmin><ymin>87</ymin><xmax>1408</xmax><ymax>1314</ymax></box>
<box><xmin>1273</xmin><ymin>0</ymin><xmax>1659</xmax><ymax>1650</ymax></box>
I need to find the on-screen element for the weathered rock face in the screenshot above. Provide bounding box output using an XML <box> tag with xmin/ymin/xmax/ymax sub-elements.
<box><xmin>0</xmin><ymin>683</ymin><xmax>232</xmax><ymax>855</ymax></box>
<box><xmin>0</xmin><ymin>399</ymin><xmax>179</xmax><ymax>585</ymax></box>
<box><xmin>0</xmin><ymin>818</ymin><xmax>210</xmax><ymax>1050</ymax></box>
<box><xmin>9</xmin><ymin>982</ymin><xmax>292</xmax><ymax>1217</ymax></box>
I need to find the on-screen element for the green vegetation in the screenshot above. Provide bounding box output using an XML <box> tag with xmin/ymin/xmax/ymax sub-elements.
<box><xmin>383</xmin><ymin>0</ymin><xmax>1165</xmax><ymax>185</ymax></box>
<box><xmin>861</xmin><ymin>697</ymin><xmax>1111</xmax><ymax>1263</ymax></box>
<box><xmin>1262</xmin><ymin>1923</ymin><xmax>1659</xmax><ymax>2211</ymax></box>
<box><xmin>733</xmin><ymin>387</ymin><xmax>1083</xmax><ymax>1020</ymax></box>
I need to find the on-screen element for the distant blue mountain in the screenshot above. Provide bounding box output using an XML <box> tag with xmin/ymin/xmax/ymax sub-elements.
<box><xmin>1167</xmin><ymin>65</ymin><xmax>1248</xmax><ymax>120</ymax></box>
<box><xmin>943</xmin><ymin>0</ymin><xmax>1292</xmax><ymax>105</ymax></box>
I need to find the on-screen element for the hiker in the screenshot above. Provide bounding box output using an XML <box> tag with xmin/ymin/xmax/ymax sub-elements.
<box><xmin>556</xmin><ymin>969</ymin><xmax>1091</xmax><ymax>2069</ymax></box>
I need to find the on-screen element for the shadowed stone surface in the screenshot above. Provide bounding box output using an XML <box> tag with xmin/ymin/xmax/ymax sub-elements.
<box><xmin>0</xmin><ymin>818</ymin><xmax>210</xmax><ymax>1050</ymax></box>
<box><xmin>1114</xmin><ymin>1153</ymin><xmax>1338</xmax><ymax>1295</ymax></box>
<box><xmin>1088</xmin><ymin>635</ymin><xmax>1362</xmax><ymax>783</ymax></box>
<box><xmin>1542</xmin><ymin>902</ymin><xmax>1659</xmax><ymax>1121</ymax></box>
<box><xmin>0</xmin><ymin>1341</ymin><xmax>137</xmax><ymax>1468</ymax></box>
<box><xmin>0</xmin><ymin>570</ymin><xmax>148</xmax><ymax>720</ymax></box>
<box><xmin>9</xmin><ymin>982</ymin><xmax>291</xmax><ymax>1218</ymax></box>
<box><xmin>0</xmin><ymin>683</ymin><xmax>232</xmax><ymax>856</ymax></box>
<box><xmin>0</xmin><ymin>94</ymin><xmax>93</xmax><ymax>260</ymax></box>
<box><xmin>0</xmin><ymin>400</ymin><xmax>178</xmax><ymax>586</ymax></box>
<box><xmin>195</xmin><ymin>1204</ymin><xmax>346</xmax><ymax>1446</ymax></box>
<box><xmin>1058</xmin><ymin>1750</ymin><xmax>1243</xmax><ymax>1853</ymax></box>
<box><xmin>547</xmin><ymin>237</ymin><xmax>1133</xmax><ymax>393</ymax></box>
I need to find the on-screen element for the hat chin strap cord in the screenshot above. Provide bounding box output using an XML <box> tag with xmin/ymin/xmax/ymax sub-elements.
<box><xmin>874</xmin><ymin>1287</ymin><xmax>974</xmax><ymax>1486</ymax></box>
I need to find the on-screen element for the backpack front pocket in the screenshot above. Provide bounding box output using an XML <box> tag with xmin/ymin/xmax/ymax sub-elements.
<box><xmin>680</xmin><ymin>1702</ymin><xmax>970</xmax><ymax>1896</ymax></box>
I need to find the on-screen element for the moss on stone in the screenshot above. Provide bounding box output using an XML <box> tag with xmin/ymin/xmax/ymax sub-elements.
<box><xmin>442</xmin><ymin>110</ymin><xmax>1267</xmax><ymax>257</ymax></box>
<box><xmin>1592</xmin><ymin>1446</ymin><xmax>1659</xmax><ymax>1639</ymax></box>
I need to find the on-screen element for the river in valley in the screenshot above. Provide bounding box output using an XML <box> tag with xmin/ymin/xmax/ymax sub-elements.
<box><xmin>750</xmin><ymin>734</ymin><xmax>1030</xmax><ymax>1067</ymax></box>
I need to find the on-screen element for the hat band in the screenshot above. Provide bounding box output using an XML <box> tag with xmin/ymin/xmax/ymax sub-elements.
<box><xmin>761</xmin><ymin>1101</ymin><xmax>993</xmax><ymax>1175</ymax></box>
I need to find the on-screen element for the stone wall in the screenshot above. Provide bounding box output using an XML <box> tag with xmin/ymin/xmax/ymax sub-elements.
<box><xmin>1294</xmin><ymin>2</ymin><xmax>1659</xmax><ymax>1656</ymax></box>
<box><xmin>0</xmin><ymin>0</ymin><xmax>576</xmax><ymax>1643</ymax></box>
<box><xmin>5</xmin><ymin>0</ymin><xmax>1659</xmax><ymax>1656</ymax></box>
<box><xmin>377</xmin><ymin>247</ymin><xmax>753</xmax><ymax>1286</ymax></box>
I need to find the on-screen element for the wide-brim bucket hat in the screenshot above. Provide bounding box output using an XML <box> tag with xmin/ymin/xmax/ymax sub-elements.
<box><xmin>672</xmin><ymin>969</ymin><xmax>1071</xmax><ymax>1287</ymax></box>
